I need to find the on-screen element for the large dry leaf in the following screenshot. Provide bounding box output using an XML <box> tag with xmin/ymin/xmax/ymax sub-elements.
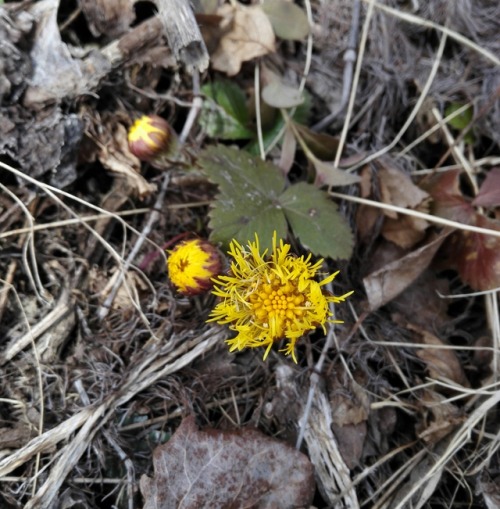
<box><xmin>211</xmin><ymin>4</ymin><xmax>275</xmax><ymax>76</ymax></box>
<box><xmin>140</xmin><ymin>416</ymin><xmax>315</xmax><ymax>509</ymax></box>
<box><xmin>363</xmin><ymin>230</ymin><xmax>451</xmax><ymax>311</ymax></box>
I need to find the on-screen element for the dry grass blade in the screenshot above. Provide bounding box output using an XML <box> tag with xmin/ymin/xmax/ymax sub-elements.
<box><xmin>0</xmin><ymin>327</ymin><xmax>225</xmax><ymax>508</ymax></box>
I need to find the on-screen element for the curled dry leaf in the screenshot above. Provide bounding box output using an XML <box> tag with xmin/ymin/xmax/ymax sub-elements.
<box><xmin>407</xmin><ymin>322</ymin><xmax>469</xmax><ymax>387</ymax></box>
<box><xmin>363</xmin><ymin>230</ymin><xmax>451</xmax><ymax>311</ymax></box>
<box><xmin>211</xmin><ymin>3</ymin><xmax>275</xmax><ymax>76</ymax></box>
<box><xmin>97</xmin><ymin>122</ymin><xmax>156</xmax><ymax>199</ymax></box>
<box><xmin>313</xmin><ymin>160</ymin><xmax>361</xmax><ymax>187</ymax></box>
<box><xmin>415</xmin><ymin>389</ymin><xmax>464</xmax><ymax>446</ymax></box>
<box><xmin>140</xmin><ymin>416</ymin><xmax>315</xmax><ymax>509</ymax></box>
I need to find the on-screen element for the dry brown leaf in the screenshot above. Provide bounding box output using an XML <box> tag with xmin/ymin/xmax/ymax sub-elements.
<box><xmin>97</xmin><ymin>123</ymin><xmax>156</xmax><ymax>198</ymax></box>
<box><xmin>415</xmin><ymin>389</ymin><xmax>464</xmax><ymax>445</ymax></box>
<box><xmin>356</xmin><ymin>204</ymin><xmax>381</xmax><ymax>243</ymax></box>
<box><xmin>211</xmin><ymin>4</ymin><xmax>275</xmax><ymax>76</ymax></box>
<box><xmin>382</xmin><ymin>213</ymin><xmax>429</xmax><ymax>249</ymax></box>
<box><xmin>390</xmin><ymin>270</ymin><xmax>450</xmax><ymax>331</ymax></box>
<box><xmin>406</xmin><ymin>322</ymin><xmax>469</xmax><ymax>387</ymax></box>
<box><xmin>328</xmin><ymin>371</ymin><xmax>370</xmax><ymax>469</ymax></box>
<box><xmin>140</xmin><ymin>416</ymin><xmax>315</xmax><ymax>509</ymax></box>
<box><xmin>363</xmin><ymin>230</ymin><xmax>451</xmax><ymax>311</ymax></box>
<box><xmin>356</xmin><ymin>166</ymin><xmax>382</xmax><ymax>243</ymax></box>
<box><xmin>378</xmin><ymin>163</ymin><xmax>430</xmax><ymax>247</ymax></box>
<box><xmin>379</xmin><ymin>164</ymin><xmax>429</xmax><ymax>210</ymax></box>
<box><xmin>101</xmin><ymin>269</ymin><xmax>149</xmax><ymax>312</ymax></box>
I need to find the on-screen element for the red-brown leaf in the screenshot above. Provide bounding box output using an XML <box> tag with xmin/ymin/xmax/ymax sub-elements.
<box><xmin>472</xmin><ymin>167</ymin><xmax>500</xmax><ymax>208</ymax></box>
<box><xmin>423</xmin><ymin>170</ymin><xmax>475</xmax><ymax>224</ymax></box>
<box><xmin>140</xmin><ymin>416</ymin><xmax>315</xmax><ymax>509</ymax></box>
<box><xmin>452</xmin><ymin>214</ymin><xmax>500</xmax><ymax>291</ymax></box>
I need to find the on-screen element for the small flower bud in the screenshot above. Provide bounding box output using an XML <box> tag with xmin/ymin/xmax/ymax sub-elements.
<box><xmin>128</xmin><ymin>115</ymin><xmax>178</xmax><ymax>163</ymax></box>
<box><xmin>167</xmin><ymin>239</ymin><xmax>222</xmax><ymax>296</ymax></box>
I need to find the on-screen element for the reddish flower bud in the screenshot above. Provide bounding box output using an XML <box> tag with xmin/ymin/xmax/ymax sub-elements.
<box><xmin>167</xmin><ymin>239</ymin><xmax>222</xmax><ymax>296</ymax></box>
<box><xmin>128</xmin><ymin>115</ymin><xmax>178</xmax><ymax>163</ymax></box>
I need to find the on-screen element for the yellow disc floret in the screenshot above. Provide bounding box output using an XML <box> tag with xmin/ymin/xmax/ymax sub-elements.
<box><xmin>208</xmin><ymin>232</ymin><xmax>353</xmax><ymax>362</ymax></box>
<box><xmin>167</xmin><ymin>239</ymin><xmax>222</xmax><ymax>296</ymax></box>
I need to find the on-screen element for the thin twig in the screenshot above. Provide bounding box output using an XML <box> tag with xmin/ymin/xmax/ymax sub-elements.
<box><xmin>333</xmin><ymin>0</ymin><xmax>375</xmax><ymax>168</ymax></box>
<box><xmin>313</xmin><ymin>0</ymin><xmax>361</xmax><ymax>132</ymax></box>
<box><xmin>329</xmin><ymin>191</ymin><xmax>500</xmax><ymax>238</ymax></box>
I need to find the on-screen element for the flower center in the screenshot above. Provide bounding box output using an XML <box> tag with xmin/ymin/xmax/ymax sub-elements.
<box><xmin>249</xmin><ymin>274</ymin><xmax>306</xmax><ymax>334</ymax></box>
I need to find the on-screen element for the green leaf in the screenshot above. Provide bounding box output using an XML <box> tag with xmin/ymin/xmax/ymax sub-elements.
<box><xmin>200</xmin><ymin>81</ymin><xmax>254</xmax><ymax>140</ymax></box>
<box><xmin>198</xmin><ymin>145</ymin><xmax>287</xmax><ymax>250</ymax></box>
<box><xmin>210</xmin><ymin>198</ymin><xmax>288</xmax><ymax>250</ymax></box>
<box><xmin>279</xmin><ymin>182</ymin><xmax>354</xmax><ymax>259</ymax></box>
<box><xmin>262</xmin><ymin>0</ymin><xmax>309</xmax><ymax>40</ymax></box>
<box><xmin>444</xmin><ymin>102</ymin><xmax>475</xmax><ymax>144</ymax></box>
<box><xmin>246</xmin><ymin>92</ymin><xmax>312</xmax><ymax>155</ymax></box>
<box><xmin>445</xmin><ymin>103</ymin><xmax>473</xmax><ymax>131</ymax></box>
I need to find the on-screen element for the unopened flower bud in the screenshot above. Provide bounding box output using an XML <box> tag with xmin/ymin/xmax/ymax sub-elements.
<box><xmin>167</xmin><ymin>239</ymin><xmax>222</xmax><ymax>296</ymax></box>
<box><xmin>128</xmin><ymin>115</ymin><xmax>178</xmax><ymax>163</ymax></box>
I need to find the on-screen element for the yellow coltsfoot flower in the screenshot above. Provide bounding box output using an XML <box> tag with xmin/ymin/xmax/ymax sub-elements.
<box><xmin>167</xmin><ymin>239</ymin><xmax>222</xmax><ymax>296</ymax></box>
<box><xmin>128</xmin><ymin>114</ymin><xmax>178</xmax><ymax>163</ymax></box>
<box><xmin>208</xmin><ymin>233</ymin><xmax>352</xmax><ymax>363</ymax></box>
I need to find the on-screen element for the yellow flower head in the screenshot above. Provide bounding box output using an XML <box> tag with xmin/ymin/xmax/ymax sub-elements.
<box><xmin>128</xmin><ymin>115</ymin><xmax>177</xmax><ymax>162</ymax></box>
<box><xmin>167</xmin><ymin>239</ymin><xmax>222</xmax><ymax>296</ymax></box>
<box><xmin>208</xmin><ymin>233</ymin><xmax>352</xmax><ymax>363</ymax></box>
